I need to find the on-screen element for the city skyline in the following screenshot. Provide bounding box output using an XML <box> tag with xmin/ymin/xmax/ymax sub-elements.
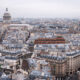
<box><xmin>0</xmin><ymin>1</ymin><xmax>80</xmax><ymax>80</ymax></box>
<box><xmin>0</xmin><ymin>0</ymin><xmax>80</xmax><ymax>18</ymax></box>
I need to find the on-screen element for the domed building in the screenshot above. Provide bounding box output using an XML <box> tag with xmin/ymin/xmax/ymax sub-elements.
<box><xmin>3</xmin><ymin>8</ymin><xmax>11</xmax><ymax>24</ymax></box>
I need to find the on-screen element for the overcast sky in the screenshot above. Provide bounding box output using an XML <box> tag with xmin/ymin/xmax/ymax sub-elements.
<box><xmin>0</xmin><ymin>0</ymin><xmax>80</xmax><ymax>18</ymax></box>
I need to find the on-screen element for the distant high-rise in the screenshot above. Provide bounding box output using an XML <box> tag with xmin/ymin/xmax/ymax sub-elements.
<box><xmin>3</xmin><ymin>8</ymin><xmax>11</xmax><ymax>24</ymax></box>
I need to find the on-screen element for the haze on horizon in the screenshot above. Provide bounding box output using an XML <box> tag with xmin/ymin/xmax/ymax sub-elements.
<box><xmin>0</xmin><ymin>0</ymin><xmax>80</xmax><ymax>18</ymax></box>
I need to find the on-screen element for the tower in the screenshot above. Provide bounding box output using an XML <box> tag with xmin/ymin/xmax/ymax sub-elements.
<box><xmin>3</xmin><ymin>8</ymin><xmax>11</xmax><ymax>24</ymax></box>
